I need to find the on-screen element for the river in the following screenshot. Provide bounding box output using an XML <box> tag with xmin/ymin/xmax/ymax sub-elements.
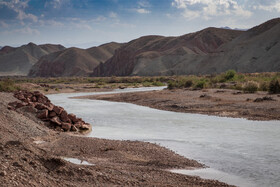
<box><xmin>47</xmin><ymin>87</ymin><xmax>280</xmax><ymax>187</ymax></box>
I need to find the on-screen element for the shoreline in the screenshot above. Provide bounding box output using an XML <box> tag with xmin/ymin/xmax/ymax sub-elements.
<box><xmin>75</xmin><ymin>88</ymin><xmax>280</xmax><ymax>121</ymax></box>
<box><xmin>0</xmin><ymin>91</ymin><xmax>233</xmax><ymax>186</ymax></box>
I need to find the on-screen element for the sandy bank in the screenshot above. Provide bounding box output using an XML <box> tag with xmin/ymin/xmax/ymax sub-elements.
<box><xmin>76</xmin><ymin>88</ymin><xmax>280</xmax><ymax>121</ymax></box>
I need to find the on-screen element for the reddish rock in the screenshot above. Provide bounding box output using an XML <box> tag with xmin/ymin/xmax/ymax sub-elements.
<box><xmin>68</xmin><ymin>113</ymin><xmax>79</xmax><ymax>123</ymax></box>
<box><xmin>71</xmin><ymin>125</ymin><xmax>78</xmax><ymax>132</ymax></box>
<box><xmin>74</xmin><ymin>122</ymin><xmax>83</xmax><ymax>128</ymax></box>
<box><xmin>17</xmin><ymin>94</ymin><xmax>25</xmax><ymax>101</ymax></box>
<box><xmin>48</xmin><ymin>111</ymin><xmax>57</xmax><ymax>118</ymax></box>
<box><xmin>37</xmin><ymin>110</ymin><xmax>48</xmax><ymax>119</ymax></box>
<box><xmin>60</xmin><ymin>110</ymin><xmax>70</xmax><ymax>123</ymax></box>
<box><xmin>50</xmin><ymin>116</ymin><xmax>62</xmax><ymax>125</ymax></box>
<box><xmin>61</xmin><ymin>122</ymin><xmax>71</xmax><ymax>131</ymax></box>
<box><xmin>53</xmin><ymin>106</ymin><xmax>63</xmax><ymax>115</ymax></box>
<box><xmin>31</xmin><ymin>96</ymin><xmax>37</xmax><ymax>102</ymax></box>
<box><xmin>46</xmin><ymin>103</ymin><xmax>54</xmax><ymax>111</ymax></box>
<box><xmin>35</xmin><ymin>103</ymin><xmax>48</xmax><ymax>110</ymax></box>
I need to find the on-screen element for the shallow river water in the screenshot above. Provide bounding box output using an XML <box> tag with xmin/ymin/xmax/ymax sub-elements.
<box><xmin>47</xmin><ymin>87</ymin><xmax>280</xmax><ymax>187</ymax></box>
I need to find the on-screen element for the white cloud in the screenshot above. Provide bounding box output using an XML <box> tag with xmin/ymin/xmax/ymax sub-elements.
<box><xmin>0</xmin><ymin>0</ymin><xmax>38</xmax><ymax>22</ymax></box>
<box><xmin>253</xmin><ymin>0</ymin><xmax>280</xmax><ymax>12</ymax></box>
<box><xmin>138</xmin><ymin>0</ymin><xmax>151</xmax><ymax>8</ymax></box>
<box><xmin>136</xmin><ymin>8</ymin><xmax>150</xmax><ymax>14</ymax></box>
<box><xmin>172</xmin><ymin>0</ymin><xmax>252</xmax><ymax>20</ymax></box>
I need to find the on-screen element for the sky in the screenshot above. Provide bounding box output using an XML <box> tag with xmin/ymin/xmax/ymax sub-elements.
<box><xmin>0</xmin><ymin>0</ymin><xmax>279</xmax><ymax>48</ymax></box>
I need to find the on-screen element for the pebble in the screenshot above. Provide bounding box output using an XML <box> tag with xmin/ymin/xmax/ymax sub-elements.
<box><xmin>0</xmin><ymin>171</ymin><xmax>7</xmax><ymax>176</ymax></box>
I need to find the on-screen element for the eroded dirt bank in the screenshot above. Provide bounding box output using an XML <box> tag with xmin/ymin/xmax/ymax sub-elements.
<box><xmin>0</xmin><ymin>92</ymin><xmax>233</xmax><ymax>186</ymax></box>
<box><xmin>77</xmin><ymin>88</ymin><xmax>280</xmax><ymax>121</ymax></box>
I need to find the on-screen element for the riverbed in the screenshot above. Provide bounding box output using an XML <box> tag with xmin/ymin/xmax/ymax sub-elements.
<box><xmin>47</xmin><ymin>87</ymin><xmax>280</xmax><ymax>187</ymax></box>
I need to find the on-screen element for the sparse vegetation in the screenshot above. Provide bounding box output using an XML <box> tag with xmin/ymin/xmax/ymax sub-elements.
<box><xmin>243</xmin><ymin>81</ymin><xmax>258</xmax><ymax>93</ymax></box>
<box><xmin>0</xmin><ymin>71</ymin><xmax>279</xmax><ymax>94</ymax></box>
<box><xmin>0</xmin><ymin>79</ymin><xmax>21</xmax><ymax>92</ymax></box>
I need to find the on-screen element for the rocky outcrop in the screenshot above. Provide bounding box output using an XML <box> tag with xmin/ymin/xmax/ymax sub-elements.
<box><xmin>8</xmin><ymin>90</ymin><xmax>91</xmax><ymax>133</ymax></box>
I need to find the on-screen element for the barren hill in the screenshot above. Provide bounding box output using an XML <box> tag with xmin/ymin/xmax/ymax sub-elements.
<box><xmin>198</xmin><ymin>18</ymin><xmax>280</xmax><ymax>74</ymax></box>
<box><xmin>28</xmin><ymin>42</ymin><xmax>122</xmax><ymax>77</ymax></box>
<box><xmin>0</xmin><ymin>43</ymin><xmax>65</xmax><ymax>76</ymax></box>
<box><xmin>92</xmin><ymin>28</ymin><xmax>243</xmax><ymax>76</ymax></box>
<box><xmin>92</xmin><ymin>18</ymin><xmax>280</xmax><ymax>76</ymax></box>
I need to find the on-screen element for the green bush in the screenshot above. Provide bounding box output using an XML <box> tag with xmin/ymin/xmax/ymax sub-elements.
<box><xmin>243</xmin><ymin>81</ymin><xmax>258</xmax><ymax>93</ymax></box>
<box><xmin>184</xmin><ymin>80</ymin><xmax>193</xmax><ymax>88</ymax></box>
<box><xmin>152</xmin><ymin>81</ymin><xmax>165</xmax><ymax>86</ymax></box>
<box><xmin>195</xmin><ymin>79</ymin><xmax>206</xmax><ymax>89</ymax></box>
<box><xmin>224</xmin><ymin>70</ymin><xmax>236</xmax><ymax>81</ymax></box>
<box><xmin>268</xmin><ymin>79</ymin><xmax>280</xmax><ymax>94</ymax></box>
<box><xmin>167</xmin><ymin>80</ymin><xmax>176</xmax><ymax>89</ymax></box>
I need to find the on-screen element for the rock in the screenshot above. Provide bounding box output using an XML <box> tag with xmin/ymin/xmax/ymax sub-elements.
<box><xmin>60</xmin><ymin>111</ymin><xmax>70</xmax><ymax>123</ymax></box>
<box><xmin>31</xmin><ymin>96</ymin><xmax>37</xmax><ymax>102</ymax></box>
<box><xmin>8</xmin><ymin>101</ymin><xmax>18</xmax><ymax>108</ymax></box>
<box><xmin>49</xmin><ymin>111</ymin><xmax>57</xmax><ymax>118</ymax></box>
<box><xmin>74</xmin><ymin>122</ymin><xmax>83</xmax><ymax>128</ymax></box>
<box><xmin>16</xmin><ymin>102</ymin><xmax>27</xmax><ymax>109</ymax></box>
<box><xmin>35</xmin><ymin>103</ymin><xmax>48</xmax><ymax>110</ymax></box>
<box><xmin>20</xmin><ymin>106</ymin><xmax>37</xmax><ymax>113</ymax></box>
<box><xmin>61</xmin><ymin>122</ymin><xmax>71</xmax><ymax>131</ymax></box>
<box><xmin>53</xmin><ymin>106</ymin><xmax>63</xmax><ymax>115</ymax></box>
<box><xmin>71</xmin><ymin>125</ymin><xmax>78</xmax><ymax>132</ymax></box>
<box><xmin>50</xmin><ymin>116</ymin><xmax>62</xmax><ymax>125</ymax></box>
<box><xmin>37</xmin><ymin>110</ymin><xmax>48</xmax><ymax>119</ymax></box>
<box><xmin>0</xmin><ymin>171</ymin><xmax>7</xmax><ymax>176</ymax></box>
<box><xmin>68</xmin><ymin>113</ymin><xmax>79</xmax><ymax>123</ymax></box>
<box><xmin>17</xmin><ymin>94</ymin><xmax>25</xmax><ymax>101</ymax></box>
<box><xmin>7</xmin><ymin>105</ymin><xmax>14</xmax><ymax>110</ymax></box>
<box><xmin>80</xmin><ymin>123</ymin><xmax>91</xmax><ymax>131</ymax></box>
<box><xmin>46</xmin><ymin>103</ymin><xmax>54</xmax><ymax>111</ymax></box>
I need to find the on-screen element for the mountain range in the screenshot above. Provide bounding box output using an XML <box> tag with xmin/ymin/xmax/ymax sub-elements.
<box><xmin>0</xmin><ymin>18</ymin><xmax>279</xmax><ymax>77</ymax></box>
<box><xmin>28</xmin><ymin>42</ymin><xmax>122</xmax><ymax>77</ymax></box>
<box><xmin>0</xmin><ymin>43</ymin><xmax>65</xmax><ymax>76</ymax></box>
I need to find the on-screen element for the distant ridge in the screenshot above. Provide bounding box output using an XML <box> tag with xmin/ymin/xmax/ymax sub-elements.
<box><xmin>28</xmin><ymin>42</ymin><xmax>122</xmax><ymax>77</ymax></box>
<box><xmin>0</xmin><ymin>43</ymin><xmax>65</xmax><ymax>76</ymax></box>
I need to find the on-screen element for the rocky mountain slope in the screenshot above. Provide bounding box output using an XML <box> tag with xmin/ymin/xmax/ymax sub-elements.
<box><xmin>92</xmin><ymin>18</ymin><xmax>280</xmax><ymax>76</ymax></box>
<box><xmin>0</xmin><ymin>43</ymin><xmax>65</xmax><ymax>76</ymax></box>
<box><xmin>28</xmin><ymin>42</ymin><xmax>122</xmax><ymax>77</ymax></box>
<box><xmin>199</xmin><ymin>18</ymin><xmax>280</xmax><ymax>74</ymax></box>
<box><xmin>92</xmin><ymin>28</ymin><xmax>243</xmax><ymax>76</ymax></box>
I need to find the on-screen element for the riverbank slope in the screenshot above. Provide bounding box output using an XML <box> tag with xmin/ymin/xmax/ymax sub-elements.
<box><xmin>0</xmin><ymin>91</ymin><xmax>232</xmax><ymax>186</ymax></box>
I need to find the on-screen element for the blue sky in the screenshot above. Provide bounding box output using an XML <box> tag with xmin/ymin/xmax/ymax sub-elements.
<box><xmin>0</xmin><ymin>0</ymin><xmax>279</xmax><ymax>48</ymax></box>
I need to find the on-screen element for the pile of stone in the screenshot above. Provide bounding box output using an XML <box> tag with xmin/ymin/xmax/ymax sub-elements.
<box><xmin>8</xmin><ymin>90</ymin><xmax>91</xmax><ymax>132</ymax></box>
